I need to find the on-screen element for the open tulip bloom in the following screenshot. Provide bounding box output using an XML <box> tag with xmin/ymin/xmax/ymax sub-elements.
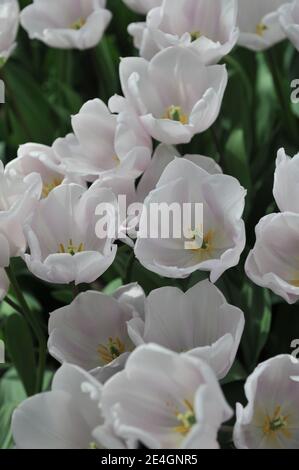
<box><xmin>128</xmin><ymin>0</ymin><xmax>239</xmax><ymax>63</ymax></box>
<box><xmin>110</xmin><ymin>46</ymin><xmax>228</xmax><ymax>145</ymax></box>
<box><xmin>135</xmin><ymin>158</ymin><xmax>246</xmax><ymax>281</ymax></box>
<box><xmin>122</xmin><ymin>0</ymin><xmax>162</xmax><ymax>15</ymax></box>
<box><xmin>234</xmin><ymin>355</ymin><xmax>299</xmax><ymax>449</ymax></box>
<box><xmin>237</xmin><ymin>0</ymin><xmax>290</xmax><ymax>51</ymax></box>
<box><xmin>20</xmin><ymin>0</ymin><xmax>112</xmax><ymax>50</ymax></box>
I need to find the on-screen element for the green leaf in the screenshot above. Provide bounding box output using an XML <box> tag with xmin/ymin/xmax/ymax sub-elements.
<box><xmin>225</xmin><ymin>128</ymin><xmax>252</xmax><ymax>194</ymax></box>
<box><xmin>240</xmin><ymin>283</ymin><xmax>272</xmax><ymax>371</ymax></box>
<box><xmin>0</xmin><ymin>368</ymin><xmax>26</xmax><ymax>449</ymax></box>
<box><xmin>5</xmin><ymin>314</ymin><xmax>37</xmax><ymax>396</ymax></box>
<box><xmin>103</xmin><ymin>278</ymin><xmax>123</xmax><ymax>295</ymax></box>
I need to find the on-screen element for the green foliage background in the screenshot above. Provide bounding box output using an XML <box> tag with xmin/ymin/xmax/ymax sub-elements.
<box><xmin>0</xmin><ymin>0</ymin><xmax>299</xmax><ymax>449</ymax></box>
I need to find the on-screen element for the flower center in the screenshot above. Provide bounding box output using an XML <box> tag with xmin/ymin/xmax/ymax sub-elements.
<box><xmin>263</xmin><ymin>406</ymin><xmax>291</xmax><ymax>440</ymax></box>
<box><xmin>174</xmin><ymin>400</ymin><xmax>196</xmax><ymax>436</ymax></box>
<box><xmin>163</xmin><ymin>105</ymin><xmax>188</xmax><ymax>125</ymax></box>
<box><xmin>58</xmin><ymin>239</ymin><xmax>85</xmax><ymax>256</ymax></box>
<box><xmin>190</xmin><ymin>31</ymin><xmax>201</xmax><ymax>41</ymax></box>
<box><xmin>289</xmin><ymin>279</ymin><xmax>299</xmax><ymax>287</ymax></box>
<box><xmin>42</xmin><ymin>178</ymin><xmax>63</xmax><ymax>198</ymax></box>
<box><xmin>70</xmin><ymin>18</ymin><xmax>86</xmax><ymax>30</ymax></box>
<box><xmin>97</xmin><ymin>336</ymin><xmax>126</xmax><ymax>364</ymax></box>
<box><xmin>256</xmin><ymin>23</ymin><xmax>268</xmax><ymax>36</ymax></box>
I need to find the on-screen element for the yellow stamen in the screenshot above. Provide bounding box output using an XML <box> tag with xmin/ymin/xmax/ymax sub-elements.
<box><xmin>97</xmin><ymin>337</ymin><xmax>125</xmax><ymax>364</ymax></box>
<box><xmin>174</xmin><ymin>400</ymin><xmax>196</xmax><ymax>436</ymax></box>
<box><xmin>263</xmin><ymin>406</ymin><xmax>291</xmax><ymax>440</ymax></box>
<box><xmin>163</xmin><ymin>105</ymin><xmax>188</xmax><ymax>125</ymax></box>
<box><xmin>58</xmin><ymin>239</ymin><xmax>85</xmax><ymax>256</ymax></box>
<box><xmin>70</xmin><ymin>18</ymin><xmax>86</xmax><ymax>30</ymax></box>
<box><xmin>256</xmin><ymin>23</ymin><xmax>268</xmax><ymax>36</ymax></box>
<box><xmin>289</xmin><ymin>280</ymin><xmax>299</xmax><ymax>287</ymax></box>
<box><xmin>42</xmin><ymin>178</ymin><xmax>63</xmax><ymax>198</ymax></box>
<box><xmin>112</xmin><ymin>155</ymin><xmax>120</xmax><ymax>166</ymax></box>
<box><xmin>190</xmin><ymin>31</ymin><xmax>201</xmax><ymax>41</ymax></box>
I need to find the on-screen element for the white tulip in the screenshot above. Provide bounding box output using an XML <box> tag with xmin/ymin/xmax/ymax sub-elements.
<box><xmin>129</xmin><ymin>0</ymin><xmax>239</xmax><ymax>63</ymax></box>
<box><xmin>0</xmin><ymin>268</ymin><xmax>9</xmax><ymax>301</ymax></box>
<box><xmin>279</xmin><ymin>0</ymin><xmax>299</xmax><ymax>51</ymax></box>
<box><xmin>273</xmin><ymin>148</ymin><xmax>299</xmax><ymax>213</ymax></box>
<box><xmin>137</xmin><ymin>143</ymin><xmax>222</xmax><ymax>203</ymax></box>
<box><xmin>128</xmin><ymin>279</ymin><xmax>244</xmax><ymax>379</ymax></box>
<box><xmin>0</xmin><ymin>161</ymin><xmax>42</xmax><ymax>266</ymax></box>
<box><xmin>245</xmin><ymin>212</ymin><xmax>299</xmax><ymax>304</ymax></box>
<box><xmin>53</xmin><ymin>98</ymin><xmax>152</xmax><ymax>182</ymax></box>
<box><xmin>0</xmin><ymin>0</ymin><xmax>19</xmax><ymax>63</ymax></box>
<box><xmin>23</xmin><ymin>183</ymin><xmax>117</xmax><ymax>285</ymax></box>
<box><xmin>48</xmin><ymin>285</ymin><xmax>142</xmax><ymax>382</ymax></box>
<box><xmin>6</xmin><ymin>143</ymin><xmax>84</xmax><ymax>199</ymax></box>
<box><xmin>237</xmin><ymin>0</ymin><xmax>290</xmax><ymax>51</ymax></box>
<box><xmin>12</xmin><ymin>364</ymin><xmax>104</xmax><ymax>449</ymax></box>
<box><xmin>234</xmin><ymin>355</ymin><xmax>299</xmax><ymax>449</ymax></box>
<box><xmin>95</xmin><ymin>344</ymin><xmax>232</xmax><ymax>449</ymax></box>
<box><xmin>122</xmin><ymin>0</ymin><xmax>162</xmax><ymax>15</ymax></box>
<box><xmin>20</xmin><ymin>0</ymin><xmax>112</xmax><ymax>50</ymax></box>
<box><xmin>109</xmin><ymin>46</ymin><xmax>228</xmax><ymax>145</ymax></box>
<box><xmin>135</xmin><ymin>158</ymin><xmax>246</xmax><ymax>282</ymax></box>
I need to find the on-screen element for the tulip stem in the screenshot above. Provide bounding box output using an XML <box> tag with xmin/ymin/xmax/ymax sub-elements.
<box><xmin>266</xmin><ymin>50</ymin><xmax>298</xmax><ymax>143</ymax></box>
<box><xmin>5</xmin><ymin>266</ymin><xmax>46</xmax><ymax>394</ymax></box>
<box><xmin>3</xmin><ymin>296</ymin><xmax>23</xmax><ymax>315</ymax></box>
<box><xmin>210</xmin><ymin>126</ymin><xmax>225</xmax><ymax>170</ymax></box>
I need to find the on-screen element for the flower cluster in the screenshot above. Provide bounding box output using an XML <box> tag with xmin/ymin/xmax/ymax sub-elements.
<box><xmin>0</xmin><ymin>0</ymin><xmax>299</xmax><ymax>451</ymax></box>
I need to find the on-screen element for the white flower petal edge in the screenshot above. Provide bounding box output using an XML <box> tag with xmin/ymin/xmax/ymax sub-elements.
<box><xmin>0</xmin><ymin>268</ymin><xmax>9</xmax><ymax>301</ymax></box>
<box><xmin>114</xmin><ymin>46</ymin><xmax>228</xmax><ymax>145</ymax></box>
<box><xmin>245</xmin><ymin>212</ymin><xmax>299</xmax><ymax>304</ymax></box>
<box><xmin>128</xmin><ymin>0</ymin><xmax>239</xmax><ymax>63</ymax></box>
<box><xmin>135</xmin><ymin>158</ymin><xmax>246</xmax><ymax>282</ymax></box>
<box><xmin>234</xmin><ymin>355</ymin><xmax>299</xmax><ymax>449</ymax></box>
<box><xmin>0</xmin><ymin>0</ymin><xmax>19</xmax><ymax>63</ymax></box>
<box><xmin>122</xmin><ymin>0</ymin><xmax>162</xmax><ymax>15</ymax></box>
<box><xmin>23</xmin><ymin>183</ymin><xmax>117</xmax><ymax>285</ymax></box>
<box><xmin>128</xmin><ymin>279</ymin><xmax>244</xmax><ymax>379</ymax></box>
<box><xmin>12</xmin><ymin>364</ymin><xmax>104</xmax><ymax>449</ymax></box>
<box><xmin>0</xmin><ymin>162</ymin><xmax>42</xmax><ymax>264</ymax></box>
<box><xmin>20</xmin><ymin>0</ymin><xmax>112</xmax><ymax>50</ymax></box>
<box><xmin>54</xmin><ymin>98</ymin><xmax>152</xmax><ymax>182</ymax></box>
<box><xmin>237</xmin><ymin>0</ymin><xmax>290</xmax><ymax>51</ymax></box>
<box><xmin>94</xmin><ymin>344</ymin><xmax>233</xmax><ymax>449</ymax></box>
<box><xmin>279</xmin><ymin>0</ymin><xmax>299</xmax><ymax>51</ymax></box>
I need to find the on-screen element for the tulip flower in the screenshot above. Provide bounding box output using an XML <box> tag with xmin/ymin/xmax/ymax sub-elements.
<box><xmin>20</xmin><ymin>0</ymin><xmax>112</xmax><ymax>50</ymax></box>
<box><xmin>128</xmin><ymin>280</ymin><xmax>244</xmax><ymax>379</ymax></box>
<box><xmin>48</xmin><ymin>285</ymin><xmax>142</xmax><ymax>382</ymax></box>
<box><xmin>95</xmin><ymin>344</ymin><xmax>233</xmax><ymax>449</ymax></box>
<box><xmin>0</xmin><ymin>162</ymin><xmax>42</xmax><ymax>266</ymax></box>
<box><xmin>109</xmin><ymin>46</ymin><xmax>228</xmax><ymax>145</ymax></box>
<box><xmin>6</xmin><ymin>143</ymin><xmax>84</xmax><ymax>199</ymax></box>
<box><xmin>237</xmin><ymin>0</ymin><xmax>289</xmax><ymax>51</ymax></box>
<box><xmin>245</xmin><ymin>212</ymin><xmax>299</xmax><ymax>304</ymax></box>
<box><xmin>273</xmin><ymin>148</ymin><xmax>299</xmax><ymax>213</ymax></box>
<box><xmin>234</xmin><ymin>355</ymin><xmax>299</xmax><ymax>449</ymax></box>
<box><xmin>53</xmin><ymin>99</ymin><xmax>152</xmax><ymax>182</ymax></box>
<box><xmin>122</xmin><ymin>0</ymin><xmax>162</xmax><ymax>15</ymax></box>
<box><xmin>0</xmin><ymin>0</ymin><xmax>19</xmax><ymax>64</ymax></box>
<box><xmin>129</xmin><ymin>0</ymin><xmax>239</xmax><ymax>63</ymax></box>
<box><xmin>279</xmin><ymin>0</ymin><xmax>299</xmax><ymax>51</ymax></box>
<box><xmin>12</xmin><ymin>364</ymin><xmax>104</xmax><ymax>449</ymax></box>
<box><xmin>23</xmin><ymin>183</ymin><xmax>117</xmax><ymax>285</ymax></box>
<box><xmin>137</xmin><ymin>143</ymin><xmax>222</xmax><ymax>202</ymax></box>
<box><xmin>135</xmin><ymin>158</ymin><xmax>246</xmax><ymax>282</ymax></box>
